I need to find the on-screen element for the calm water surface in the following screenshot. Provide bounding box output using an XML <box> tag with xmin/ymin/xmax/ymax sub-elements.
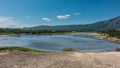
<box><xmin>0</xmin><ymin>35</ymin><xmax>120</xmax><ymax>52</ymax></box>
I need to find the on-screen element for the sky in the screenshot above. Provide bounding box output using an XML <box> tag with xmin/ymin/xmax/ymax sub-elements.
<box><xmin>0</xmin><ymin>0</ymin><xmax>120</xmax><ymax>28</ymax></box>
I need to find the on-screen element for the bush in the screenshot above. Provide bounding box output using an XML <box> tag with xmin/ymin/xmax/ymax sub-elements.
<box><xmin>0</xmin><ymin>46</ymin><xmax>40</xmax><ymax>52</ymax></box>
<box><xmin>115</xmin><ymin>48</ymin><xmax>120</xmax><ymax>51</ymax></box>
<box><xmin>63</xmin><ymin>48</ymin><xmax>76</xmax><ymax>51</ymax></box>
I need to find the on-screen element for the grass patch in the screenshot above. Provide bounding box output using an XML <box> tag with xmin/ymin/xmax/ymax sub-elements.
<box><xmin>0</xmin><ymin>46</ymin><xmax>41</xmax><ymax>52</ymax></box>
<box><xmin>115</xmin><ymin>48</ymin><xmax>120</xmax><ymax>51</ymax></box>
<box><xmin>63</xmin><ymin>48</ymin><xmax>76</xmax><ymax>52</ymax></box>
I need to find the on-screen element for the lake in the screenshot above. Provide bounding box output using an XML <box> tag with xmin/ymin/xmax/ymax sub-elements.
<box><xmin>0</xmin><ymin>34</ymin><xmax>120</xmax><ymax>52</ymax></box>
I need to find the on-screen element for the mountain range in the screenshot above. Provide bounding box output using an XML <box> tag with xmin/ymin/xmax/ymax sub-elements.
<box><xmin>27</xmin><ymin>16</ymin><xmax>120</xmax><ymax>31</ymax></box>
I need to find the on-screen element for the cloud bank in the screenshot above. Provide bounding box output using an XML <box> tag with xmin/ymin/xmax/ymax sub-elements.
<box><xmin>0</xmin><ymin>16</ymin><xmax>23</xmax><ymax>28</ymax></box>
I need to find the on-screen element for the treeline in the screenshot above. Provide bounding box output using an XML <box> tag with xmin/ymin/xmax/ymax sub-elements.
<box><xmin>99</xmin><ymin>30</ymin><xmax>120</xmax><ymax>38</ymax></box>
<box><xmin>0</xmin><ymin>28</ymin><xmax>72</xmax><ymax>35</ymax></box>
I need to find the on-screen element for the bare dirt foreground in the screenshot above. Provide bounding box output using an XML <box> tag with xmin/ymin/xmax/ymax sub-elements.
<box><xmin>0</xmin><ymin>52</ymin><xmax>120</xmax><ymax>68</ymax></box>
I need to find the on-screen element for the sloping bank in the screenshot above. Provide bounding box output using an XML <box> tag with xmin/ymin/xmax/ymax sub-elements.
<box><xmin>0</xmin><ymin>51</ymin><xmax>120</xmax><ymax>68</ymax></box>
<box><xmin>0</xmin><ymin>47</ymin><xmax>120</xmax><ymax>68</ymax></box>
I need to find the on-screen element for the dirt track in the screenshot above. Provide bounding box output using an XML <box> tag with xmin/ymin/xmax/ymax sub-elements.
<box><xmin>0</xmin><ymin>52</ymin><xmax>120</xmax><ymax>68</ymax></box>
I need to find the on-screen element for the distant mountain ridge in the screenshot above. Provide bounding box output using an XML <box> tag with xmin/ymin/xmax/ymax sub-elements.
<box><xmin>28</xmin><ymin>16</ymin><xmax>120</xmax><ymax>31</ymax></box>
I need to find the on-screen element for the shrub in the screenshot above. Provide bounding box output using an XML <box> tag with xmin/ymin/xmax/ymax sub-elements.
<box><xmin>63</xmin><ymin>48</ymin><xmax>76</xmax><ymax>51</ymax></box>
<box><xmin>0</xmin><ymin>46</ymin><xmax>40</xmax><ymax>52</ymax></box>
<box><xmin>115</xmin><ymin>48</ymin><xmax>120</xmax><ymax>51</ymax></box>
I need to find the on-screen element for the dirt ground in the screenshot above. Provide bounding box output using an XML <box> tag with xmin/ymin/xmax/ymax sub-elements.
<box><xmin>0</xmin><ymin>51</ymin><xmax>120</xmax><ymax>68</ymax></box>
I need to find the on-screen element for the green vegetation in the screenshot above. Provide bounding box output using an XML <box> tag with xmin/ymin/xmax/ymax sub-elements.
<box><xmin>0</xmin><ymin>28</ymin><xmax>73</xmax><ymax>35</ymax></box>
<box><xmin>63</xmin><ymin>48</ymin><xmax>76</xmax><ymax>52</ymax></box>
<box><xmin>0</xmin><ymin>46</ymin><xmax>40</xmax><ymax>52</ymax></box>
<box><xmin>115</xmin><ymin>48</ymin><xmax>120</xmax><ymax>51</ymax></box>
<box><xmin>0</xmin><ymin>28</ymin><xmax>103</xmax><ymax>35</ymax></box>
<box><xmin>99</xmin><ymin>30</ymin><xmax>120</xmax><ymax>38</ymax></box>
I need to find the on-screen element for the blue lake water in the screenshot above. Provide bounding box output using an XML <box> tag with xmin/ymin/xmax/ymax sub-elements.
<box><xmin>0</xmin><ymin>35</ymin><xmax>120</xmax><ymax>52</ymax></box>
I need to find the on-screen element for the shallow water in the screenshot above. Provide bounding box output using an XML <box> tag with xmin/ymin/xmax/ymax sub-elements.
<box><xmin>0</xmin><ymin>35</ymin><xmax>120</xmax><ymax>52</ymax></box>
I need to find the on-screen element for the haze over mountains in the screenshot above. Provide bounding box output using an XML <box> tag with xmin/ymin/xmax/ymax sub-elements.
<box><xmin>27</xmin><ymin>16</ymin><xmax>120</xmax><ymax>31</ymax></box>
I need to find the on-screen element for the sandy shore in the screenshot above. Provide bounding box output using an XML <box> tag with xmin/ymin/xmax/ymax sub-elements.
<box><xmin>70</xmin><ymin>32</ymin><xmax>120</xmax><ymax>43</ymax></box>
<box><xmin>0</xmin><ymin>51</ymin><xmax>120</xmax><ymax>68</ymax></box>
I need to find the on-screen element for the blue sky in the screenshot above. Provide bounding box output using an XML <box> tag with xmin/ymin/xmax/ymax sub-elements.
<box><xmin>0</xmin><ymin>0</ymin><xmax>120</xmax><ymax>28</ymax></box>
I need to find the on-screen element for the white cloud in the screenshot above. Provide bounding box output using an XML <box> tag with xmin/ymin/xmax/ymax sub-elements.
<box><xmin>0</xmin><ymin>16</ymin><xmax>23</xmax><ymax>28</ymax></box>
<box><xmin>74</xmin><ymin>13</ymin><xmax>80</xmax><ymax>15</ymax></box>
<box><xmin>42</xmin><ymin>17</ymin><xmax>51</xmax><ymax>22</ymax></box>
<box><xmin>57</xmin><ymin>14</ymin><xmax>71</xmax><ymax>19</ymax></box>
<box><xmin>26</xmin><ymin>16</ymin><xmax>32</xmax><ymax>19</ymax></box>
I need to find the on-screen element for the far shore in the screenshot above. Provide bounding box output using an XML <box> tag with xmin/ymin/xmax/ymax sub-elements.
<box><xmin>60</xmin><ymin>32</ymin><xmax>120</xmax><ymax>43</ymax></box>
<box><xmin>66</xmin><ymin>32</ymin><xmax>120</xmax><ymax>43</ymax></box>
<box><xmin>0</xmin><ymin>32</ymin><xmax>120</xmax><ymax>43</ymax></box>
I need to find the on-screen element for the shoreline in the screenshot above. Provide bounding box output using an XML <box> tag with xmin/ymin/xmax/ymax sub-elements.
<box><xmin>70</xmin><ymin>32</ymin><xmax>120</xmax><ymax>43</ymax></box>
